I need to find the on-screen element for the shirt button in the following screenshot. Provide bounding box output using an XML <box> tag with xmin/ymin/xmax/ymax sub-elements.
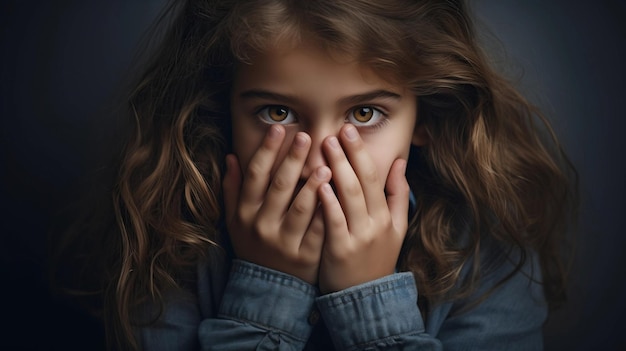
<box><xmin>308</xmin><ymin>309</ymin><xmax>320</xmax><ymax>325</ymax></box>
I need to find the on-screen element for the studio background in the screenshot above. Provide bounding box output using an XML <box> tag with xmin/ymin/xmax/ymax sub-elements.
<box><xmin>1</xmin><ymin>0</ymin><xmax>624</xmax><ymax>350</ymax></box>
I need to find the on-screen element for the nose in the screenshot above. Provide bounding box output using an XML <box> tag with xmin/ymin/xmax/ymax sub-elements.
<box><xmin>300</xmin><ymin>124</ymin><xmax>340</xmax><ymax>179</ymax></box>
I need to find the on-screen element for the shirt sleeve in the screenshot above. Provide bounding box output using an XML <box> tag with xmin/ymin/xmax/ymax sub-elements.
<box><xmin>142</xmin><ymin>247</ymin><xmax>546</xmax><ymax>351</ymax></box>
<box><xmin>315</xmin><ymin>246</ymin><xmax>546</xmax><ymax>351</ymax></box>
<box><xmin>198</xmin><ymin>259</ymin><xmax>319</xmax><ymax>351</ymax></box>
<box><xmin>316</xmin><ymin>273</ymin><xmax>442</xmax><ymax>351</ymax></box>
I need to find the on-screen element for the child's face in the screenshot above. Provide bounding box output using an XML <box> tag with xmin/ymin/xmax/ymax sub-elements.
<box><xmin>231</xmin><ymin>40</ymin><xmax>418</xmax><ymax>187</ymax></box>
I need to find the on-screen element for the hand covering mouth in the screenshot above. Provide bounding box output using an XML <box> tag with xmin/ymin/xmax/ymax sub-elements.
<box><xmin>289</xmin><ymin>180</ymin><xmax>337</xmax><ymax>204</ymax></box>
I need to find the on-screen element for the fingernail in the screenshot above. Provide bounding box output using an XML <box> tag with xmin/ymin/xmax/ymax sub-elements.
<box><xmin>269</xmin><ymin>125</ymin><xmax>282</xmax><ymax>139</ymax></box>
<box><xmin>344</xmin><ymin>125</ymin><xmax>358</xmax><ymax>141</ymax></box>
<box><xmin>316</xmin><ymin>166</ymin><xmax>329</xmax><ymax>180</ymax></box>
<box><xmin>322</xmin><ymin>183</ymin><xmax>333</xmax><ymax>194</ymax></box>
<box><xmin>328</xmin><ymin>136</ymin><xmax>340</xmax><ymax>149</ymax></box>
<box><xmin>295</xmin><ymin>133</ymin><xmax>307</xmax><ymax>147</ymax></box>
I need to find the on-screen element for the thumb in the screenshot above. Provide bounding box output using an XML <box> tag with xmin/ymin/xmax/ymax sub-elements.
<box><xmin>385</xmin><ymin>158</ymin><xmax>409</xmax><ymax>234</ymax></box>
<box><xmin>222</xmin><ymin>154</ymin><xmax>242</xmax><ymax>224</ymax></box>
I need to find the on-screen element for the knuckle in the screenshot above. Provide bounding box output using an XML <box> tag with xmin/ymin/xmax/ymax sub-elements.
<box><xmin>344</xmin><ymin>181</ymin><xmax>362</xmax><ymax>197</ymax></box>
<box><xmin>362</xmin><ymin>167</ymin><xmax>379</xmax><ymax>184</ymax></box>
<box><xmin>252</xmin><ymin>221</ymin><xmax>264</xmax><ymax>237</ymax></box>
<box><xmin>235</xmin><ymin>206</ymin><xmax>249</xmax><ymax>222</ymax></box>
<box><xmin>329</xmin><ymin>214</ymin><xmax>346</xmax><ymax>228</ymax></box>
<box><xmin>398</xmin><ymin>178</ymin><xmax>410</xmax><ymax>192</ymax></box>
<box><xmin>375</xmin><ymin>220</ymin><xmax>393</xmax><ymax>237</ymax></box>
<box><xmin>330</xmin><ymin>246</ymin><xmax>353</xmax><ymax>261</ymax></box>
<box><xmin>358</xmin><ymin>231</ymin><xmax>376</xmax><ymax>246</ymax></box>
<box><xmin>400</xmin><ymin>185</ymin><xmax>410</xmax><ymax>197</ymax></box>
<box><xmin>379</xmin><ymin>213</ymin><xmax>392</xmax><ymax>228</ymax></box>
<box><xmin>246</xmin><ymin>161</ymin><xmax>265</xmax><ymax>181</ymax></box>
<box><xmin>271</xmin><ymin>175</ymin><xmax>291</xmax><ymax>192</ymax></box>
<box><xmin>252</xmin><ymin>220</ymin><xmax>272</xmax><ymax>239</ymax></box>
<box><xmin>290</xmin><ymin>200</ymin><xmax>309</xmax><ymax>216</ymax></box>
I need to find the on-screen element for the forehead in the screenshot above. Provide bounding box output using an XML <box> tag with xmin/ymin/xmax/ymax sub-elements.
<box><xmin>233</xmin><ymin>40</ymin><xmax>404</xmax><ymax>96</ymax></box>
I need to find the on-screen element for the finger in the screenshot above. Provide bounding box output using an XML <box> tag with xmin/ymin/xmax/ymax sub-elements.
<box><xmin>318</xmin><ymin>182</ymin><xmax>350</xmax><ymax>251</ymax></box>
<box><xmin>239</xmin><ymin>125</ymin><xmax>285</xmax><ymax>207</ymax></box>
<box><xmin>385</xmin><ymin>158</ymin><xmax>410</xmax><ymax>236</ymax></box>
<box><xmin>258</xmin><ymin>132</ymin><xmax>311</xmax><ymax>224</ymax></box>
<box><xmin>338</xmin><ymin>124</ymin><xmax>387</xmax><ymax>215</ymax></box>
<box><xmin>282</xmin><ymin>165</ymin><xmax>332</xmax><ymax>237</ymax></box>
<box><xmin>322</xmin><ymin>136</ymin><xmax>367</xmax><ymax>231</ymax></box>
<box><xmin>222</xmin><ymin>154</ymin><xmax>242</xmax><ymax>225</ymax></box>
<box><xmin>299</xmin><ymin>207</ymin><xmax>326</xmax><ymax>264</ymax></box>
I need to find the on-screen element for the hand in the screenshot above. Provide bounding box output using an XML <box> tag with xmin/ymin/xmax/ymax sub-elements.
<box><xmin>222</xmin><ymin>125</ymin><xmax>332</xmax><ymax>284</ymax></box>
<box><xmin>317</xmin><ymin>124</ymin><xmax>409</xmax><ymax>293</ymax></box>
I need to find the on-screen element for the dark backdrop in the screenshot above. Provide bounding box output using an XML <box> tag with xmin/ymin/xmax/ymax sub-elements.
<box><xmin>1</xmin><ymin>0</ymin><xmax>625</xmax><ymax>350</ymax></box>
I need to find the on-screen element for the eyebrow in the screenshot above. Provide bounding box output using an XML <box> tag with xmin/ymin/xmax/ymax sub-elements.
<box><xmin>238</xmin><ymin>89</ymin><xmax>402</xmax><ymax>105</ymax></box>
<box><xmin>339</xmin><ymin>90</ymin><xmax>402</xmax><ymax>105</ymax></box>
<box><xmin>239</xmin><ymin>90</ymin><xmax>299</xmax><ymax>104</ymax></box>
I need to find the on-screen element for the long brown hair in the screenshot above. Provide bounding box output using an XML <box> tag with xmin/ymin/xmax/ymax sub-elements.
<box><xmin>54</xmin><ymin>0</ymin><xmax>578</xmax><ymax>349</ymax></box>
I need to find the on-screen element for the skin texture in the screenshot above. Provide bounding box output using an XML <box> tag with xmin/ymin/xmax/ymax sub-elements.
<box><xmin>223</xmin><ymin>40</ymin><xmax>422</xmax><ymax>293</ymax></box>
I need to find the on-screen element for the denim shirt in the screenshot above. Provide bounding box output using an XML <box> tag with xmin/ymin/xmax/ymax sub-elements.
<box><xmin>138</xmin><ymin>237</ymin><xmax>547</xmax><ymax>350</ymax></box>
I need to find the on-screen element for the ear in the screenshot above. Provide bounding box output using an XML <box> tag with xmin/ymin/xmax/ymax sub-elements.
<box><xmin>412</xmin><ymin>124</ymin><xmax>429</xmax><ymax>146</ymax></box>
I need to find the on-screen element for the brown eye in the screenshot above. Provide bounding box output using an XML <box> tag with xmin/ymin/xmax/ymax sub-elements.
<box><xmin>347</xmin><ymin>106</ymin><xmax>386</xmax><ymax>129</ymax></box>
<box><xmin>258</xmin><ymin>105</ymin><xmax>296</xmax><ymax>124</ymax></box>
<box><xmin>352</xmin><ymin>107</ymin><xmax>374</xmax><ymax>122</ymax></box>
<box><xmin>268</xmin><ymin>106</ymin><xmax>290</xmax><ymax>121</ymax></box>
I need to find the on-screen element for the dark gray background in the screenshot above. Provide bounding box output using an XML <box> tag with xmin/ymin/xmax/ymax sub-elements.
<box><xmin>1</xmin><ymin>0</ymin><xmax>624</xmax><ymax>349</ymax></box>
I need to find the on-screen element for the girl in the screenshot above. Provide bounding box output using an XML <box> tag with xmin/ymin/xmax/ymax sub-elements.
<box><xmin>56</xmin><ymin>0</ymin><xmax>577</xmax><ymax>350</ymax></box>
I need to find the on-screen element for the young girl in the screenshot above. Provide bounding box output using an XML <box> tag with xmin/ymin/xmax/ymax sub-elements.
<box><xmin>56</xmin><ymin>0</ymin><xmax>577</xmax><ymax>349</ymax></box>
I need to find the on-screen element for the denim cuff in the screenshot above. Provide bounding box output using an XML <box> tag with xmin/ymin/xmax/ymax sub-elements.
<box><xmin>218</xmin><ymin>260</ymin><xmax>318</xmax><ymax>342</ymax></box>
<box><xmin>316</xmin><ymin>273</ymin><xmax>424</xmax><ymax>350</ymax></box>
